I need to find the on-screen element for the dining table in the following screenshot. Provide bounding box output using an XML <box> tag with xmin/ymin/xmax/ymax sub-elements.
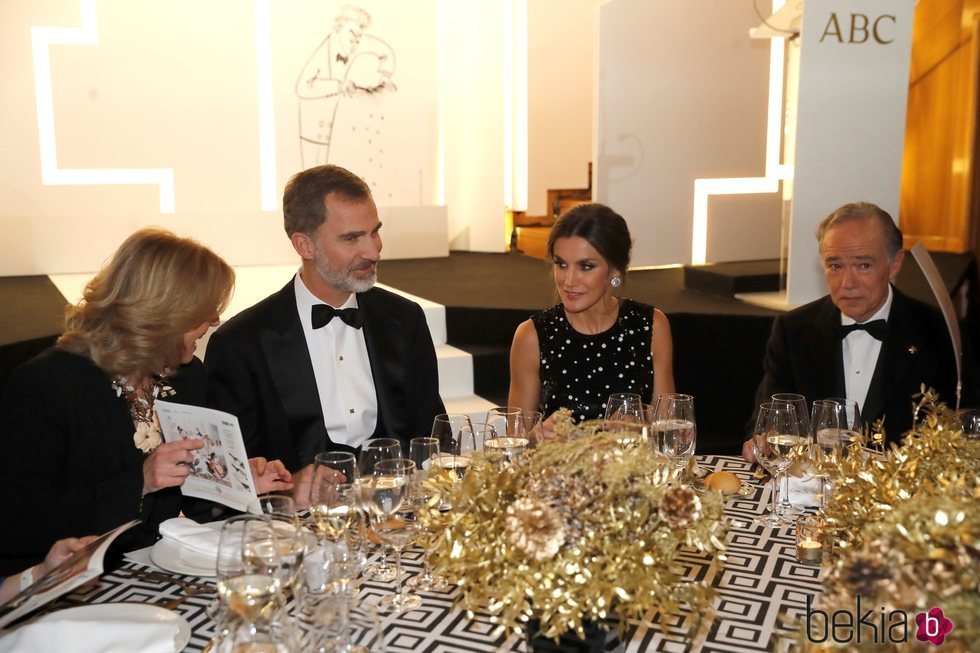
<box><xmin>15</xmin><ymin>455</ymin><xmax>825</xmax><ymax>652</ymax></box>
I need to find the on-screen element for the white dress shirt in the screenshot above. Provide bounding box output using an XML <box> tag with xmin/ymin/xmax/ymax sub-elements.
<box><xmin>841</xmin><ymin>285</ymin><xmax>893</xmax><ymax>413</ymax></box>
<box><xmin>294</xmin><ymin>273</ymin><xmax>378</xmax><ymax>449</ymax></box>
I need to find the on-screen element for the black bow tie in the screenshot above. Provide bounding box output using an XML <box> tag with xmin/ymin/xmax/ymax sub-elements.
<box><xmin>312</xmin><ymin>304</ymin><xmax>364</xmax><ymax>329</ymax></box>
<box><xmin>838</xmin><ymin>319</ymin><xmax>887</xmax><ymax>341</ymax></box>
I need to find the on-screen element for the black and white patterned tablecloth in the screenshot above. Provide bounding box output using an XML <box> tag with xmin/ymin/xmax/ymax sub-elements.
<box><xmin>50</xmin><ymin>456</ymin><xmax>823</xmax><ymax>652</ymax></box>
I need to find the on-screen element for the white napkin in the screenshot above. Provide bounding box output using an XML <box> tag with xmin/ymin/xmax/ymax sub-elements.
<box><xmin>786</xmin><ymin>473</ymin><xmax>822</xmax><ymax>507</ymax></box>
<box><xmin>0</xmin><ymin>619</ymin><xmax>178</xmax><ymax>653</ymax></box>
<box><xmin>158</xmin><ymin>517</ymin><xmax>221</xmax><ymax>568</ymax></box>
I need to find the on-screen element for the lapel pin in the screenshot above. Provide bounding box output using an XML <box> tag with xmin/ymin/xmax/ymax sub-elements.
<box><xmin>908</xmin><ymin>345</ymin><xmax>918</xmax><ymax>355</ymax></box>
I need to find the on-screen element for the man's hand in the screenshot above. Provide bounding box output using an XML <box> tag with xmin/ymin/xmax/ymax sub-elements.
<box><xmin>742</xmin><ymin>438</ymin><xmax>758</xmax><ymax>463</ymax></box>
<box><xmin>249</xmin><ymin>457</ymin><xmax>294</xmax><ymax>495</ymax></box>
<box><xmin>288</xmin><ymin>464</ymin><xmax>315</xmax><ymax>510</ymax></box>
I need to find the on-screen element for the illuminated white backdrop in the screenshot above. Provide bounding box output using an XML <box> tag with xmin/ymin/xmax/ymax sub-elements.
<box><xmin>0</xmin><ymin>0</ymin><xmax>443</xmax><ymax>275</ymax></box>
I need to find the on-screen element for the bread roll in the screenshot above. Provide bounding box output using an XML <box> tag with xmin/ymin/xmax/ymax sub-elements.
<box><xmin>704</xmin><ymin>470</ymin><xmax>741</xmax><ymax>494</ymax></box>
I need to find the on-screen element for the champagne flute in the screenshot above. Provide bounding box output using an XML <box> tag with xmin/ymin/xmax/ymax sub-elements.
<box><xmin>368</xmin><ymin>459</ymin><xmax>422</xmax><ymax>612</ymax></box>
<box><xmin>357</xmin><ymin>439</ymin><xmax>401</xmax><ymax>583</ymax></box>
<box><xmin>771</xmin><ymin>394</ymin><xmax>809</xmax><ymax>518</ymax></box>
<box><xmin>309</xmin><ymin>452</ymin><xmax>357</xmax><ymax>545</ymax></box>
<box><xmin>654</xmin><ymin>393</ymin><xmax>696</xmax><ymax>470</ymax></box>
<box><xmin>405</xmin><ymin>437</ymin><xmax>449</xmax><ymax>592</ymax></box>
<box><xmin>752</xmin><ymin>402</ymin><xmax>804</xmax><ymax>526</ymax></box>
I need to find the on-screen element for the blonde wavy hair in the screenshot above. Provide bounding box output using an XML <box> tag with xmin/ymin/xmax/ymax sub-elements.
<box><xmin>58</xmin><ymin>228</ymin><xmax>235</xmax><ymax>379</ymax></box>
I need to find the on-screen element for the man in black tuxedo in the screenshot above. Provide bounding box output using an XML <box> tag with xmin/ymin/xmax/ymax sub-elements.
<box><xmin>744</xmin><ymin>202</ymin><xmax>959</xmax><ymax>460</ymax></box>
<box><xmin>205</xmin><ymin>165</ymin><xmax>445</xmax><ymax>502</ymax></box>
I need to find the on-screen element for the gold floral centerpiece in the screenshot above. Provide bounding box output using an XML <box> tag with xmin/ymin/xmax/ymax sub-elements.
<box><xmin>421</xmin><ymin>415</ymin><xmax>727</xmax><ymax>644</ymax></box>
<box><xmin>801</xmin><ymin>390</ymin><xmax>980</xmax><ymax>651</ymax></box>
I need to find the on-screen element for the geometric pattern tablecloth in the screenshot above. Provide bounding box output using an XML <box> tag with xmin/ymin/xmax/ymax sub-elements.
<box><xmin>52</xmin><ymin>455</ymin><xmax>823</xmax><ymax>652</ymax></box>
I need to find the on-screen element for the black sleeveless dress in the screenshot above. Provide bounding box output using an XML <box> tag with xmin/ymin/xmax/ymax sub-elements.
<box><xmin>531</xmin><ymin>299</ymin><xmax>655</xmax><ymax>422</ymax></box>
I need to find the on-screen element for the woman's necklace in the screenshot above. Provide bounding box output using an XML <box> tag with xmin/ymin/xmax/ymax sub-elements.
<box><xmin>111</xmin><ymin>374</ymin><xmax>175</xmax><ymax>453</ymax></box>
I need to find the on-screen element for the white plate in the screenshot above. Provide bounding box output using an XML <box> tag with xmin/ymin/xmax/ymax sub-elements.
<box><xmin>37</xmin><ymin>603</ymin><xmax>190</xmax><ymax>651</ymax></box>
<box><xmin>150</xmin><ymin>537</ymin><xmax>217</xmax><ymax>578</ymax></box>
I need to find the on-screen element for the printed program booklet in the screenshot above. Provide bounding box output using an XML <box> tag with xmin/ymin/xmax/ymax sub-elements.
<box><xmin>0</xmin><ymin>520</ymin><xmax>139</xmax><ymax>628</ymax></box>
<box><xmin>155</xmin><ymin>400</ymin><xmax>260</xmax><ymax>514</ymax></box>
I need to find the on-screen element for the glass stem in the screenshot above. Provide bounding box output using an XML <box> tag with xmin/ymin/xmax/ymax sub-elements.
<box><xmin>393</xmin><ymin>546</ymin><xmax>405</xmax><ymax>605</ymax></box>
<box><xmin>770</xmin><ymin>471</ymin><xmax>780</xmax><ymax>516</ymax></box>
<box><xmin>779</xmin><ymin>471</ymin><xmax>792</xmax><ymax>514</ymax></box>
<box><xmin>380</xmin><ymin>544</ymin><xmax>390</xmax><ymax>569</ymax></box>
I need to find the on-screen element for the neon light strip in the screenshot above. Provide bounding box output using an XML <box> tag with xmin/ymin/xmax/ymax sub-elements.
<box><xmin>513</xmin><ymin>0</ymin><xmax>528</xmax><ymax>212</ymax></box>
<box><xmin>690</xmin><ymin>0</ymin><xmax>789</xmax><ymax>264</ymax></box>
<box><xmin>503</xmin><ymin>0</ymin><xmax>514</xmax><ymax>208</ymax></box>
<box><xmin>436</xmin><ymin>0</ymin><xmax>446</xmax><ymax>205</ymax></box>
<box><xmin>31</xmin><ymin>0</ymin><xmax>175</xmax><ymax>213</ymax></box>
<box><xmin>254</xmin><ymin>0</ymin><xmax>277</xmax><ymax>211</ymax></box>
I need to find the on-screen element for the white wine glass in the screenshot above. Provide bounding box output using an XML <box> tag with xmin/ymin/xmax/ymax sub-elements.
<box><xmin>368</xmin><ymin>459</ymin><xmax>422</xmax><ymax>612</ymax></box>
<box><xmin>310</xmin><ymin>452</ymin><xmax>357</xmax><ymax>546</ymax></box>
<box><xmin>752</xmin><ymin>402</ymin><xmax>804</xmax><ymax>527</ymax></box>
<box><xmin>430</xmin><ymin>414</ymin><xmax>476</xmax><ymax>482</ymax></box>
<box><xmin>357</xmin><ymin>440</ymin><xmax>401</xmax><ymax>583</ymax></box>
<box><xmin>771</xmin><ymin>393</ymin><xmax>809</xmax><ymax>518</ymax></box>
<box><xmin>405</xmin><ymin>437</ymin><xmax>448</xmax><ymax>592</ymax></box>
<box><xmin>604</xmin><ymin>393</ymin><xmax>644</xmax><ymax>437</ymax></box>
<box><xmin>827</xmin><ymin>398</ymin><xmax>863</xmax><ymax>448</ymax></box>
<box><xmin>654</xmin><ymin>393</ymin><xmax>696</xmax><ymax>470</ymax></box>
<box><xmin>258</xmin><ymin>494</ymin><xmax>308</xmax><ymax>595</ymax></box>
<box><xmin>810</xmin><ymin>399</ymin><xmax>842</xmax><ymax>510</ymax></box>
<box><xmin>215</xmin><ymin>514</ymin><xmax>282</xmax><ymax>640</ymax></box>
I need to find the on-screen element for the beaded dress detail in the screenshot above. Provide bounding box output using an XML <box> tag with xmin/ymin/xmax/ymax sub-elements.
<box><xmin>532</xmin><ymin>299</ymin><xmax>654</xmax><ymax>422</ymax></box>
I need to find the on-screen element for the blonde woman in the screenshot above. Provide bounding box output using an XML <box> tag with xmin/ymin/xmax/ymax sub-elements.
<box><xmin>0</xmin><ymin>229</ymin><xmax>291</xmax><ymax>575</ymax></box>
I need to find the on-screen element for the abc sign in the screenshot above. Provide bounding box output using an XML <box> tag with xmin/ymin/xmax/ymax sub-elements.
<box><xmin>819</xmin><ymin>13</ymin><xmax>896</xmax><ymax>44</ymax></box>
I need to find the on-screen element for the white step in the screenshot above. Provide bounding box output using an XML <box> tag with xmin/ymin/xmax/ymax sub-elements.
<box><xmin>444</xmin><ymin>395</ymin><xmax>500</xmax><ymax>426</ymax></box>
<box><xmin>435</xmin><ymin>343</ymin><xmax>474</xmax><ymax>398</ymax></box>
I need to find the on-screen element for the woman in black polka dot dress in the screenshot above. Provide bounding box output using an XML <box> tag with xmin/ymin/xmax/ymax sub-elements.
<box><xmin>508</xmin><ymin>204</ymin><xmax>675</xmax><ymax>437</ymax></box>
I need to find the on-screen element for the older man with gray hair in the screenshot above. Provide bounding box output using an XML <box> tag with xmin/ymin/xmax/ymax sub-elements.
<box><xmin>744</xmin><ymin>201</ymin><xmax>960</xmax><ymax>460</ymax></box>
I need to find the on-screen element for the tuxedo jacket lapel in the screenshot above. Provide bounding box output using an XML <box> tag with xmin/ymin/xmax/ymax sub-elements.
<box><xmin>864</xmin><ymin>289</ymin><xmax>914</xmax><ymax>426</ymax></box>
<box><xmin>804</xmin><ymin>298</ymin><xmax>846</xmax><ymax>400</ymax></box>
<box><xmin>359</xmin><ymin>290</ymin><xmax>406</xmax><ymax>439</ymax></box>
<box><xmin>260</xmin><ymin>283</ymin><xmax>330</xmax><ymax>464</ymax></box>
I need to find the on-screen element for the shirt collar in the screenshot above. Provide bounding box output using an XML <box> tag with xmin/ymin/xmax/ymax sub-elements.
<box><xmin>294</xmin><ymin>271</ymin><xmax>358</xmax><ymax>329</ymax></box>
<box><xmin>840</xmin><ymin>284</ymin><xmax>893</xmax><ymax>326</ymax></box>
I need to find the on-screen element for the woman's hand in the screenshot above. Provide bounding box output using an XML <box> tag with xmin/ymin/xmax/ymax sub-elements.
<box><xmin>742</xmin><ymin>438</ymin><xmax>758</xmax><ymax>463</ymax></box>
<box><xmin>142</xmin><ymin>439</ymin><xmax>204</xmax><ymax>495</ymax></box>
<box><xmin>536</xmin><ymin>412</ymin><xmax>559</xmax><ymax>444</ymax></box>
<box><xmin>42</xmin><ymin>536</ymin><xmax>97</xmax><ymax>572</ymax></box>
<box><xmin>249</xmin><ymin>457</ymin><xmax>294</xmax><ymax>495</ymax></box>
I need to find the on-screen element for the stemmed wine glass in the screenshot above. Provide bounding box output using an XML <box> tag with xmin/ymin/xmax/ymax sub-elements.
<box><xmin>215</xmin><ymin>515</ymin><xmax>289</xmax><ymax>651</ymax></box>
<box><xmin>826</xmin><ymin>398</ymin><xmax>863</xmax><ymax>449</ymax></box>
<box><xmin>654</xmin><ymin>393</ymin><xmax>697</xmax><ymax>470</ymax></box>
<box><xmin>258</xmin><ymin>494</ymin><xmax>309</xmax><ymax>596</ymax></box>
<box><xmin>771</xmin><ymin>393</ymin><xmax>809</xmax><ymax>517</ymax></box>
<box><xmin>752</xmin><ymin>402</ymin><xmax>807</xmax><ymax>526</ymax></box>
<box><xmin>367</xmin><ymin>458</ymin><xmax>422</xmax><ymax>612</ymax></box>
<box><xmin>603</xmin><ymin>393</ymin><xmax>643</xmax><ymax>436</ymax></box>
<box><xmin>405</xmin><ymin>437</ymin><xmax>449</xmax><ymax>591</ymax></box>
<box><xmin>357</xmin><ymin>439</ymin><xmax>402</xmax><ymax>583</ymax></box>
<box><xmin>810</xmin><ymin>399</ymin><xmax>842</xmax><ymax>510</ymax></box>
<box><xmin>484</xmin><ymin>409</ymin><xmax>528</xmax><ymax>465</ymax></box>
<box><xmin>309</xmin><ymin>452</ymin><xmax>358</xmax><ymax>546</ymax></box>
<box><xmin>297</xmin><ymin>537</ymin><xmax>368</xmax><ymax>653</ymax></box>
<box><xmin>430</xmin><ymin>414</ymin><xmax>476</xmax><ymax>481</ymax></box>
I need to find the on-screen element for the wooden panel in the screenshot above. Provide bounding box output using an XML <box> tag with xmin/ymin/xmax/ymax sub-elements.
<box><xmin>902</xmin><ymin>6</ymin><xmax>978</xmax><ymax>253</ymax></box>
<box><xmin>910</xmin><ymin>0</ymin><xmax>963</xmax><ymax>83</ymax></box>
<box><xmin>515</xmin><ymin>226</ymin><xmax>550</xmax><ymax>260</ymax></box>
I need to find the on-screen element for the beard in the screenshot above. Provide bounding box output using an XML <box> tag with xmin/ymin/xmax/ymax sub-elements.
<box><xmin>313</xmin><ymin>246</ymin><xmax>377</xmax><ymax>294</ymax></box>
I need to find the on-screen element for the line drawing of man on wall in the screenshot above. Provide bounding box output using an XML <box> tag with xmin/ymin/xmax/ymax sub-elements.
<box><xmin>296</xmin><ymin>5</ymin><xmax>397</xmax><ymax>169</ymax></box>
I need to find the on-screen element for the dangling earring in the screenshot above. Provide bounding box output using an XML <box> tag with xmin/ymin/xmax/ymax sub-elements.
<box><xmin>610</xmin><ymin>276</ymin><xmax>622</xmax><ymax>288</ymax></box>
